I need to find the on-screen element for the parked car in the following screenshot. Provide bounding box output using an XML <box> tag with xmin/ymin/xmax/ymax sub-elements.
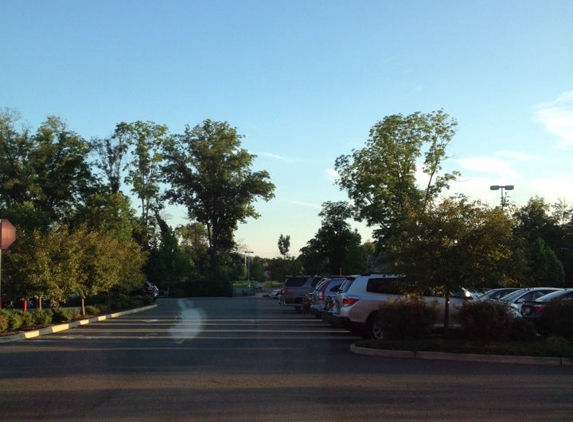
<box><xmin>330</xmin><ymin>273</ymin><xmax>471</xmax><ymax>339</ymax></box>
<box><xmin>478</xmin><ymin>287</ymin><xmax>520</xmax><ymax>301</ymax></box>
<box><xmin>306</xmin><ymin>276</ymin><xmax>350</xmax><ymax>318</ymax></box>
<box><xmin>521</xmin><ymin>289</ymin><xmax>573</xmax><ymax>332</ymax></box>
<box><xmin>278</xmin><ymin>275</ymin><xmax>324</xmax><ymax>313</ymax></box>
<box><xmin>497</xmin><ymin>287</ymin><xmax>562</xmax><ymax>313</ymax></box>
<box><xmin>142</xmin><ymin>281</ymin><xmax>159</xmax><ymax>301</ymax></box>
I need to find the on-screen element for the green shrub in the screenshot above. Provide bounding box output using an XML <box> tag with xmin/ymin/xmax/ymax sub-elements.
<box><xmin>85</xmin><ymin>305</ymin><xmax>102</xmax><ymax>316</ymax></box>
<box><xmin>51</xmin><ymin>307</ymin><xmax>75</xmax><ymax>323</ymax></box>
<box><xmin>551</xmin><ymin>318</ymin><xmax>573</xmax><ymax>342</ymax></box>
<box><xmin>31</xmin><ymin>309</ymin><xmax>53</xmax><ymax>326</ymax></box>
<box><xmin>509</xmin><ymin>317</ymin><xmax>537</xmax><ymax>341</ymax></box>
<box><xmin>456</xmin><ymin>300</ymin><xmax>514</xmax><ymax>342</ymax></box>
<box><xmin>8</xmin><ymin>312</ymin><xmax>23</xmax><ymax>331</ymax></box>
<box><xmin>542</xmin><ymin>298</ymin><xmax>573</xmax><ymax>340</ymax></box>
<box><xmin>0</xmin><ymin>312</ymin><xmax>8</xmax><ymax>332</ymax></box>
<box><xmin>20</xmin><ymin>311</ymin><xmax>36</xmax><ymax>329</ymax></box>
<box><xmin>376</xmin><ymin>297</ymin><xmax>438</xmax><ymax>340</ymax></box>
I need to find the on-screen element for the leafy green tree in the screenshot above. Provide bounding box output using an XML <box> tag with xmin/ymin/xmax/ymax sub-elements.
<box><xmin>30</xmin><ymin>117</ymin><xmax>95</xmax><ymax>221</ymax></box>
<box><xmin>525</xmin><ymin>237</ymin><xmax>564</xmax><ymax>287</ymax></box>
<box><xmin>73</xmin><ymin>192</ymin><xmax>140</xmax><ymax>242</ymax></box>
<box><xmin>162</xmin><ymin>119</ymin><xmax>275</xmax><ymax>276</ymax></box>
<box><xmin>299</xmin><ymin>201</ymin><xmax>367</xmax><ymax>275</ymax></box>
<box><xmin>91</xmin><ymin>124</ymin><xmax>131</xmax><ymax>194</ymax></box>
<box><xmin>74</xmin><ymin>225</ymin><xmax>146</xmax><ymax>314</ymax></box>
<box><xmin>0</xmin><ymin>112</ymin><xmax>94</xmax><ymax>227</ymax></box>
<box><xmin>278</xmin><ymin>234</ymin><xmax>291</xmax><ymax>258</ymax></box>
<box><xmin>0</xmin><ymin>109</ymin><xmax>35</xmax><ymax>209</ymax></box>
<box><xmin>334</xmin><ymin>110</ymin><xmax>459</xmax><ymax>252</ymax></box>
<box><xmin>116</xmin><ymin>121</ymin><xmax>170</xmax><ymax>246</ymax></box>
<box><xmin>298</xmin><ymin>238</ymin><xmax>329</xmax><ymax>275</ymax></box>
<box><xmin>146</xmin><ymin>213</ymin><xmax>193</xmax><ymax>290</ymax></box>
<box><xmin>390</xmin><ymin>196</ymin><xmax>522</xmax><ymax>328</ymax></box>
<box><xmin>5</xmin><ymin>225</ymin><xmax>80</xmax><ymax>308</ymax></box>
<box><xmin>513</xmin><ymin>197</ymin><xmax>569</xmax><ymax>286</ymax></box>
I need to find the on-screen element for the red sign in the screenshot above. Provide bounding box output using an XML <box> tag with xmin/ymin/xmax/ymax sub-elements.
<box><xmin>0</xmin><ymin>219</ymin><xmax>16</xmax><ymax>249</ymax></box>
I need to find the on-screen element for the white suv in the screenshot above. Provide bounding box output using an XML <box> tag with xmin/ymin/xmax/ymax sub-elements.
<box><xmin>331</xmin><ymin>273</ymin><xmax>471</xmax><ymax>339</ymax></box>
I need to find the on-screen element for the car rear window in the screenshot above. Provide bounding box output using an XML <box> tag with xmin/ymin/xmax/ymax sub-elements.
<box><xmin>311</xmin><ymin>277</ymin><xmax>323</xmax><ymax>288</ymax></box>
<box><xmin>338</xmin><ymin>279</ymin><xmax>354</xmax><ymax>293</ymax></box>
<box><xmin>284</xmin><ymin>277</ymin><xmax>308</xmax><ymax>287</ymax></box>
<box><xmin>366</xmin><ymin>278</ymin><xmax>404</xmax><ymax>294</ymax></box>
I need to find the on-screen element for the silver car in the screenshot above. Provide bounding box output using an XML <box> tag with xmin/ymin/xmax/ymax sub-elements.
<box><xmin>306</xmin><ymin>277</ymin><xmax>349</xmax><ymax>318</ymax></box>
<box><xmin>497</xmin><ymin>287</ymin><xmax>562</xmax><ymax>313</ymax></box>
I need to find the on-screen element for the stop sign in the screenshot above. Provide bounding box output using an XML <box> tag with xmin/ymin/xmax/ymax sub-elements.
<box><xmin>0</xmin><ymin>219</ymin><xmax>16</xmax><ymax>250</ymax></box>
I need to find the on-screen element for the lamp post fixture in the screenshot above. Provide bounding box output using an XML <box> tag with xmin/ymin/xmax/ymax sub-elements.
<box><xmin>244</xmin><ymin>250</ymin><xmax>253</xmax><ymax>282</ymax></box>
<box><xmin>490</xmin><ymin>185</ymin><xmax>514</xmax><ymax>208</ymax></box>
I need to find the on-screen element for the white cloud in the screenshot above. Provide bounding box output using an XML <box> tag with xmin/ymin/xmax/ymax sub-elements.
<box><xmin>289</xmin><ymin>200</ymin><xmax>322</xmax><ymax>209</ymax></box>
<box><xmin>325</xmin><ymin>168</ymin><xmax>338</xmax><ymax>182</ymax></box>
<box><xmin>255</xmin><ymin>151</ymin><xmax>296</xmax><ymax>163</ymax></box>
<box><xmin>457</xmin><ymin>156</ymin><xmax>518</xmax><ymax>180</ymax></box>
<box><xmin>533</xmin><ymin>91</ymin><xmax>573</xmax><ymax>148</ymax></box>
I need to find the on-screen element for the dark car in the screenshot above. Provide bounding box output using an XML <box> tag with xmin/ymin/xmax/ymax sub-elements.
<box><xmin>478</xmin><ymin>287</ymin><xmax>520</xmax><ymax>301</ymax></box>
<box><xmin>278</xmin><ymin>275</ymin><xmax>324</xmax><ymax>313</ymax></box>
<box><xmin>521</xmin><ymin>289</ymin><xmax>573</xmax><ymax>332</ymax></box>
<box><xmin>142</xmin><ymin>281</ymin><xmax>159</xmax><ymax>301</ymax></box>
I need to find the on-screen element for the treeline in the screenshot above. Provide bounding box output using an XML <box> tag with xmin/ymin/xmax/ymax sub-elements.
<box><xmin>270</xmin><ymin>110</ymin><xmax>573</xmax><ymax>294</ymax></box>
<box><xmin>1</xmin><ymin>108</ymin><xmax>571</xmax><ymax>311</ymax></box>
<box><xmin>0</xmin><ymin>109</ymin><xmax>274</xmax><ymax>308</ymax></box>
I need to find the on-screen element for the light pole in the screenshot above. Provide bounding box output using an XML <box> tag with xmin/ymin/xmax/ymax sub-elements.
<box><xmin>490</xmin><ymin>185</ymin><xmax>514</xmax><ymax>208</ymax></box>
<box><xmin>244</xmin><ymin>250</ymin><xmax>253</xmax><ymax>282</ymax></box>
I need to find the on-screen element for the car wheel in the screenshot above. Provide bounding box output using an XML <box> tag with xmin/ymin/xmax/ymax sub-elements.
<box><xmin>366</xmin><ymin>312</ymin><xmax>385</xmax><ymax>340</ymax></box>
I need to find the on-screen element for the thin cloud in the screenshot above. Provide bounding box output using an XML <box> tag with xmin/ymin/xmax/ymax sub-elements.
<box><xmin>255</xmin><ymin>151</ymin><xmax>296</xmax><ymax>163</ymax></box>
<box><xmin>457</xmin><ymin>156</ymin><xmax>518</xmax><ymax>179</ymax></box>
<box><xmin>290</xmin><ymin>200</ymin><xmax>322</xmax><ymax>209</ymax></box>
<box><xmin>533</xmin><ymin>91</ymin><xmax>573</xmax><ymax>148</ymax></box>
<box><xmin>495</xmin><ymin>151</ymin><xmax>539</xmax><ymax>162</ymax></box>
<box><xmin>325</xmin><ymin>168</ymin><xmax>338</xmax><ymax>183</ymax></box>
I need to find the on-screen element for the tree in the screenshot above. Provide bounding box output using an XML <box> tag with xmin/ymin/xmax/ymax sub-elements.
<box><xmin>525</xmin><ymin>237</ymin><xmax>564</xmax><ymax>287</ymax></box>
<box><xmin>162</xmin><ymin>119</ymin><xmax>275</xmax><ymax>275</ymax></box>
<box><xmin>72</xmin><ymin>191</ymin><xmax>140</xmax><ymax>242</ymax></box>
<box><xmin>390</xmin><ymin>196</ymin><xmax>522</xmax><ymax>328</ymax></box>
<box><xmin>299</xmin><ymin>201</ymin><xmax>367</xmax><ymax>275</ymax></box>
<box><xmin>146</xmin><ymin>213</ymin><xmax>193</xmax><ymax>290</ymax></box>
<box><xmin>513</xmin><ymin>197</ymin><xmax>569</xmax><ymax>286</ymax></box>
<box><xmin>5</xmin><ymin>225</ymin><xmax>84</xmax><ymax>309</ymax></box>
<box><xmin>278</xmin><ymin>234</ymin><xmax>291</xmax><ymax>258</ymax></box>
<box><xmin>334</xmin><ymin>110</ymin><xmax>459</xmax><ymax>251</ymax></box>
<box><xmin>91</xmin><ymin>124</ymin><xmax>131</xmax><ymax>194</ymax></box>
<box><xmin>0</xmin><ymin>112</ymin><xmax>94</xmax><ymax>226</ymax></box>
<box><xmin>118</xmin><ymin>121</ymin><xmax>170</xmax><ymax>246</ymax></box>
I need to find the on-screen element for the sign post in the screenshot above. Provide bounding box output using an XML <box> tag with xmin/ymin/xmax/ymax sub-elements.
<box><xmin>0</xmin><ymin>219</ymin><xmax>16</xmax><ymax>309</ymax></box>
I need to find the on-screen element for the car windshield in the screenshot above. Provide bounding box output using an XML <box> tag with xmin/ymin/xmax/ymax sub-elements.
<box><xmin>536</xmin><ymin>289</ymin><xmax>572</xmax><ymax>302</ymax></box>
<box><xmin>498</xmin><ymin>289</ymin><xmax>526</xmax><ymax>302</ymax></box>
<box><xmin>479</xmin><ymin>288</ymin><xmax>518</xmax><ymax>300</ymax></box>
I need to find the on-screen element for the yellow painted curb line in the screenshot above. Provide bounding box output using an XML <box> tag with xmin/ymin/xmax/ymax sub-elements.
<box><xmin>0</xmin><ymin>304</ymin><xmax>157</xmax><ymax>343</ymax></box>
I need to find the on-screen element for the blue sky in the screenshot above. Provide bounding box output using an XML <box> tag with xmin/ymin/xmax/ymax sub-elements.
<box><xmin>2</xmin><ymin>0</ymin><xmax>572</xmax><ymax>258</ymax></box>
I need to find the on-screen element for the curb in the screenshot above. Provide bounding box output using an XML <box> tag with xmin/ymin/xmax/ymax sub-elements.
<box><xmin>350</xmin><ymin>343</ymin><xmax>573</xmax><ymax>366</ymax></box>
<box><xmin>0</xmin><ymin>304</ymin><xmax>157</xmax><ymax>344</ymax></box>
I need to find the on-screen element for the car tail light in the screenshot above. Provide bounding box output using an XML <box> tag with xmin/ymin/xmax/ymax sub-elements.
<box><xmin>342</xmin><ymin>297</ymin><xmax>360</xmax><ymax>307</ymax></box>
<box><xmin>281</xmin><ymin>288</ymin><xmax>288</xmax><ymax>295</ymax></box>
<box><xmin>532</xmin><ymin>304</ymin><xmax>545</xmax><ymax>313</ymax></box>
<box><xmin>318</xmin><ymin>283</ymin><xmax>330</xmax><ymax>301</ymax></box>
